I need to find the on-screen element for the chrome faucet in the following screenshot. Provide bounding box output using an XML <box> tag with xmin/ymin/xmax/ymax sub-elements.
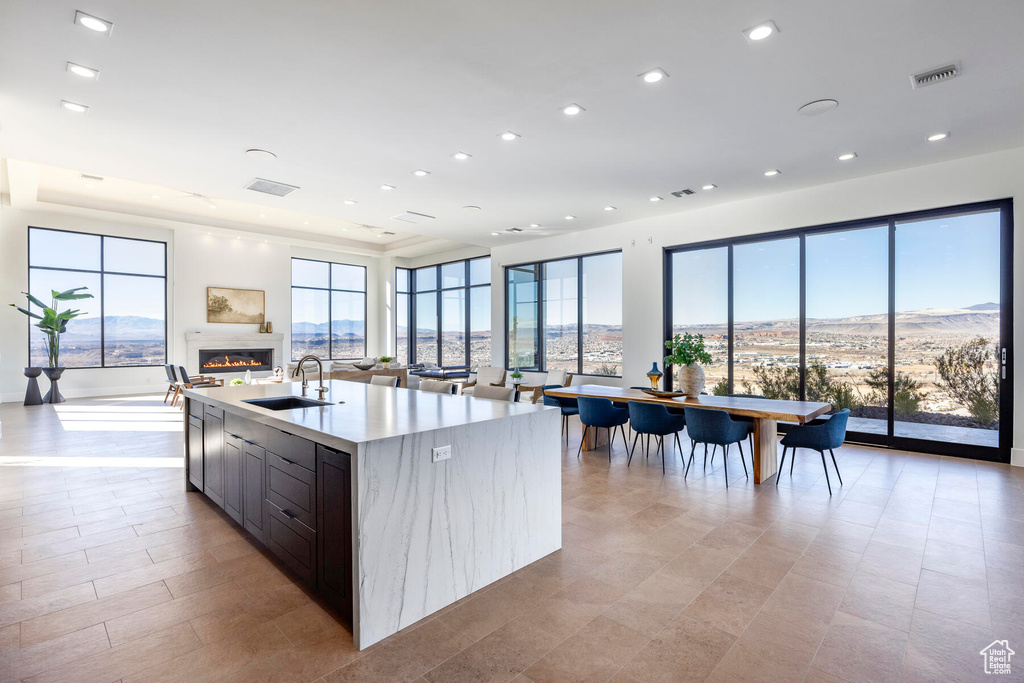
<box><xmin>297</xmin><ymin>355</ymin><xmax>329</xmax><ymax>401</ymax></box>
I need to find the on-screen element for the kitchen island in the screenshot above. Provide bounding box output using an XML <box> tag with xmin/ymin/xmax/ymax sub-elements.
<box><xmin>182</xmin><ymin>379</ymin><xmax>561</xmax><ymax>649</ymax></box>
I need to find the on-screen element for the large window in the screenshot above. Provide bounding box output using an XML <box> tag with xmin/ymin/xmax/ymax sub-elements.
<box><xmin>397</xmin><ymin>257</ymin><xmax>491</xmax><ymax>368</ymax></box>
<box><xmin>506</xmin><ymin>251</ymin><xmax>623</xmax><ymax>376</ymax></box>
<box><xmin>291</xmin><ymin>258</ymin><xmax>366</xmax><ymax>360</ymax></box>
<box><xmin>665</xmin><ymin>200</ymin><xmax>1013</xmax><ymax>461</ymax></box>
<box><xmin>27</xmin><ymin>227</ymin><xmax>167</xmax><ymax>368</ymax></box>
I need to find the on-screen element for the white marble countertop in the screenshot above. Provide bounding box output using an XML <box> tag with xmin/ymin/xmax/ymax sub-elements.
<box><xmin>184</xmin><ymin>380</ymin><xmax>552</xmax><ymax>445</ymax></box>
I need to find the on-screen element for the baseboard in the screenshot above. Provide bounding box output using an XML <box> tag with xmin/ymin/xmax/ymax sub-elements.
<box><xmin>1012</xmin><ymin>448</ymin><xmax>1024</xmax><ymax>467</ymax></box>
<box><xmin>1</xmin><ymin>385</ymin><xmax>161</xmax><ymax>404</ymax></box>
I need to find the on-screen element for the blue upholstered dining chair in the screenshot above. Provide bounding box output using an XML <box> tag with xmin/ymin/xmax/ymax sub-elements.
<box><xmin>777</xmin><ymin>409</ymin><xmax>849</xmax><ymax>495</ymax></box>
<box><xmin>683</xmin><ymin>407</ymin><xmax>749</xmax><ymax>487</ymax></box>
<box><xmin>577</xmin><ymin>396</ymin><xmax>630</xmax><ymax>461</ymax></box>
<box><xmin>627</xmin><ymin>401</ymin><xmax>686</xmax><ymax>473</ymax></box>
<box><xmin>727</xmin><ymin>393</ymin><xmax>763</xmax><ymax>454</ymax></box>
<box><xmin>542</xmin><ymin>385</ymin><xmax>579</xmax><ymax>447</ymax></box>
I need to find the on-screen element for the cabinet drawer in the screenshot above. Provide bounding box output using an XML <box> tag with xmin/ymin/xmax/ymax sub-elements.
<box><xmin>264</xmin><ymin>428</ymin><xmax>315</xmax><ymax>471</ymax></box>
<box><xmin>265</xmin><ymin>501</ymin><xmax>315</xmax><ymax>585</ymax></box>
<box><xmin>265</xmin><ymin>452</ymin><xmax>316</xmax><ymax>530</ymax></box>
<box><xmin>204</xmin><ymin>404</ymin><xmax>224</xmax><ymax>420</ymax></box>
<box><xmin>188</xmin><ymin>399</ymin><xmax>204</xmax><ymax>419</ymax></box>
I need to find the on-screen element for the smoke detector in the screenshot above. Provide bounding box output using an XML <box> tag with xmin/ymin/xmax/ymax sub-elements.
<box><xmin>245</xmin><ymin>178</ymin><xmax>299</xmax><ymax>197</ymax></box>
<box><xmin>670</xmin><ymin>188</ymin><xmax>695</xmax><ymax>197</ymax></box>
<box><xmin>910</xmin><ymin>62</ymin><xmax>960</xmax><ymax>89</ymax></box>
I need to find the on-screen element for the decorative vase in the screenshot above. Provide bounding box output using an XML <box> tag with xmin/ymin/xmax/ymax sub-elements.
<box><xmin>42</xmin><ymin>367</ymin><xmax>66</xmax><ymax>404</ymax></box>
<box><xmin>388</xmin><ymin>361</ymin><xmax>400</xmax><ymax>369</ymax></box>
<box><xmin>646</xmin><ymin>362</ymin><xmax>663</xmax><ymax>391</ymax></box>
<box><xmin>266</xmin><ymin>321</ymin><xmax>273</xmax><ymax>333</ymax></box>
<box><xmin>259</xmin><ymin>323</ymin><xmax>267</xmax><ymax>333</ymax></box>
<box><xmin>676</xmin><ymin>364</ymin><xmax>705</xmax><ymax>396</ymax></box>
<box><xmin>23</xmin><ymin>367</ymin><xmax>43</xmax><ymax>406</ymax></box>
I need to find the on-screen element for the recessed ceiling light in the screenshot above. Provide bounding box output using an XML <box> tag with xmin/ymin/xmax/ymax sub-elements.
<box><xmin>66</xmin><ymin>62</ymin><xmax>98</xmax><ymax>79</ymax></box>
<box><xmin>530</xmin><ymin>223</ymin><xmax>540</xmax><ymax>228</ymax></box>
<box><xmin>208</xmin><ymin>204</ymin><xmax>217</xmax><ymax>209</ymax></box>
<box><xmin>259</xmin><ymin>214</ymin><xmax>266</xmax><ymax>218</ymax></box>
<box><xmin>491</xmin><ymin>231</ymin><xmax>501</xmax><ymax>236</ymax></box>
<box><xmin>151</xmin><ymin>195</ymin><xmax>160</xmax><ymax>199</ymax></box>
<box><xmin>604</xmin><ymin>206</ymin><xmax>616</xmax><ymax>211</ymax></box>
<box><xmin>640</xmin><ymin>68</ymin><xmax>668</xmax><ymax>83</ymax></box>
<box><xmin>562</xmin><ymin>104</ymin><xmax>584</xmax><ymax>116</ymax></box>
<box><xmin>463</xmin><ymin>205</ymin><xmax>482</xmax><ymax>211</ymax></box>
<box><xmin>797</xmin><ymin>99</ymin><xmax>839</xmax><ymax>116</ymax></box>
<box><xmin>743</xmin><ymin>20</ymin><xmax>779</xmax><ymax>43</ymax></box>
<box><xmin>74</xmin><ymin>10</ymin><xmax>112</xmax><ymax>33</ymax></box>
<box><xmin>452</xmin><ymin>152</ymin><xmax>471</xmax><ymax>160</ymax></box>
<box><xmin>60</xmin><ymin>100</ymin><xmax>88</xmax><ymax>113</ymax></box>
<box><xmin>344</xmin><ymin>199</ymin><xmax>357</xmax><ymax>205</ymax></box>
<box><xmin>649</xmin><ymin>196</ymin><xmax>663</xmax><ymax>202</ymax></box>
<box><xmin>927</xmin><ymin>132</ymin><xmax>949</xmax><ymax>142</ymax></box>
<box><xmin>764</xmin><ymin>169</ymin><xmax>781</xmax><ymax>176</ymax></box>
<box><xmin>837</xmin><ymin>152</ymin><xmax>857</xmax><ymax>161</ymax></box>
<box><xmin>702</xmin><ymin>184</ymin><xmax>717</xmax><ymax>190</ymax></box>
<box><xmin>380</xmin><ymin>184</ymin><xmax>395</xmax><ymax>190</ymax></box>
<box><xmin>303</xmin><ymin>221</ymin><xmax>309</xmax><ymax>225</ymax></box>
<box><xmin>84</xmin><ymin>183</ymin><xmax>94</xmax><ymax>188</ymax></box>
<box><xmin>500</xmin><ymin>131</ymin><xmax>520</xmax><ymax>141</ymax></box>
<box><xmin>412</xmin><ymin>169</ymin><xmax>430</xmax><ymax>177</ymax></box>
<box><xmin>565</xmin><ymin>215</ymin><xmax>576</xmax><ymax>220</ymax></box>
<box><xmin>245</xmin><ymin>148</ymin><xmax>277</xmax><ymax>160</ymax></box>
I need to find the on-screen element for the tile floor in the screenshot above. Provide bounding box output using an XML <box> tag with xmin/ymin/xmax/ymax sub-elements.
<box><xmin>0</xmin><ymin>394</ymin><xmax>1022</xmax><ymax>682</ymax></box>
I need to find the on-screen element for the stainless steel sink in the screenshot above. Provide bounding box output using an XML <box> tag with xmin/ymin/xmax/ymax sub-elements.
<box><xmin>242</xmin><ymin>396</ymin><xmax>332</xmax><ymax>411</ymax></box>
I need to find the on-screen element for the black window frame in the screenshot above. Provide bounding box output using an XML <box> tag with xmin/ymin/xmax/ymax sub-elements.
<box><xmin>503</xmin><ymin>249</ymin><xmax>623</xmax><ymax>377</ymax></box>
<box><xmin>663</xmin><ymin>199</ymin><xmax>1014</xmax><ymax>463</ymax></box>
<box><xmin>400</xmin><ymin>257</ymin><xmax>491</xmax><ymax>368</ymax></box>
<box><xmin>290</xmin><ymin>257</ymin><xmax>368</xmax><ymax>361</ymax></box>
<box><xmin>26</xmin><ymin>226</ymin><xmax>168</xmax><ymax>369</ymax></box>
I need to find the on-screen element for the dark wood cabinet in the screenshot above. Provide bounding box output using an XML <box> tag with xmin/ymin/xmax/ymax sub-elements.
<box><xmin>265</xmin><ymin>452</ymin><xmax>316</xmax><ymax>530</ymax></box>
<box><xmin>187</xmin><ymin>413</ymin><xmax>204</xmax><ymax>490</ymax></box>
<box><xmin>243</xmin><ymin>441</ymin><xmax>266</xmax><ymax>543</ymax></box>
<box><xmin>266</xmin><ymin>501</ymin><xmax>316</xmax><ymax>584</ymax></box>
<box><xmin>317</xmin><ymin>445</ymin><xmax>353</xmax><ymax>622</ymax></box>
<box><xmin>223</xmin><ymin>435</ymin><xmax>244</xmax><ymax>525</ymax></box>
<box><xmin>202</xmin><ymin>405</ymin><xmax>225</xmax><ymax>507</ymax></box>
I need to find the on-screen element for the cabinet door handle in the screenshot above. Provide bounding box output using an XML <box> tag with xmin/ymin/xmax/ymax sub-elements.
<box><xmin>276</xmin><ymin>455</ymin><xmax>296</xmax><ymax>467</ymax></box>
<box><xmin>280</xmin><ymin>509</ymin><xmax>296</xmax><ymax>520</ymax></box>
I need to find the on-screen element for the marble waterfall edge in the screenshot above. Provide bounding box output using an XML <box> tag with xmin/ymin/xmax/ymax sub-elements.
<box><xmin>353</xmin><ymin>408</ymin><xmax>561</xmax><ymax>647</ymax></box>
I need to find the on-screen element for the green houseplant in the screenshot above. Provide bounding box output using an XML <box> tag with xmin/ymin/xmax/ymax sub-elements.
<box><xmin>664</xmin><ymin>333</ymin><xmax>713</xmax><ymax>396</ymax></box>
<box><xmin>10</xmin><ymin>287</ymin><xmax>93</xmax><ymax>404</ymax></box>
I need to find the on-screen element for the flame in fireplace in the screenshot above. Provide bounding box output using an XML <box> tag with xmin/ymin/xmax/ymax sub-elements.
<box><xmin>202</xmin><ymin>357</ymin><xmax>263</xmax><ymax>369</ymax></box>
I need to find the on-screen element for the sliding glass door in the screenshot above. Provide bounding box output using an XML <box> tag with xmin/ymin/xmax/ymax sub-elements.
<box><xmin>664</xmin><ymin>200</ymin><xmax>1013</xmax><ymax>462</ymax></box>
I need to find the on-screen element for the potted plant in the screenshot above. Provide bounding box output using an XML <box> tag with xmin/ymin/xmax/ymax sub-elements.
<box><xmin>664</xmin><ymin>333</ymin><xmax>712</xmax><ymax>396</ymax></box>
<box><xmin>510</xmin><ymin>367</ymin><xmax>523</xmax><ymax>384</ymax></box>
<box><xmin>379</xmin><ymin>355</ymin><xmax>397</xmax><ymax>369</ymax></box>
<box><xmin>10</xmin><ymin>287</ymin><xmax>93</xmax><ymax>404</ymax></box>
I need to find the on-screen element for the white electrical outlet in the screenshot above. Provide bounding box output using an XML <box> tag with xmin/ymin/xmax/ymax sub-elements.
<box><xmin>431</xmin><ymin>445</ymin><xmax>452</xmax><ymax>463</ymax></box>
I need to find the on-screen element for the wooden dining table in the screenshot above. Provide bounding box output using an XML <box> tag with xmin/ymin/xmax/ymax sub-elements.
<box><xmin>544</xmin><ymin>385</ymin><xmax>832</xmax><ymax>484</ymax></box>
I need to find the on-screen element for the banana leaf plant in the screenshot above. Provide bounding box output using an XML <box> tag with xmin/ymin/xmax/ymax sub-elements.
<box><xmin>9</xmin><ymin>287</ymin><xmax>94</xmax><ymax>368</ymax></box>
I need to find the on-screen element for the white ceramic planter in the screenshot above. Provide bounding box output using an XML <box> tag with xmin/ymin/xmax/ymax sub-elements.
<box><xmin>676</xmin><ymin>364</ymin><xmax>706</xmax><ymax>396</ymax></box>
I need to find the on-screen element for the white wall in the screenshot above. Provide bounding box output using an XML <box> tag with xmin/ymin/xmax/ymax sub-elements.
<box><xmin>0</xmin><ymin>207</ymin><xmax>380</xmax><ymax>402</ymax></box>
<box><xmin>489</xmin><ymin>146</ymin><xmax>1024</xmax><ymax>459</ymax></box>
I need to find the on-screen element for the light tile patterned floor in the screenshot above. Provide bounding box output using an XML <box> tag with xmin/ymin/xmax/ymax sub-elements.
<box><xmin>0</xmin><ymin>394</ymin><xmax>1022</xmax><ymax>682</ymax></box>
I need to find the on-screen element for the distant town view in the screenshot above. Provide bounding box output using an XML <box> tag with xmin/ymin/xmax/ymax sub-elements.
<box><xmin>675</xmin><ymin>303</ymin><xmax>1001</xmax><ymax>436</ymax></box>
<box><xmin>30</xmin><ymin>315</ymin><xmax>166</xmax><ymax>367</ymax></box>
<box><xmin>291</xmin><ymin>319</ymin><xmax>365</xmax><ymax>360</ymax></box>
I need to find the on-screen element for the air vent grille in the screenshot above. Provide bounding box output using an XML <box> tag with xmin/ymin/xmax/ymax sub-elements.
<box><xmin>506</xmin><ymin>227</ymin><xmax>524</xmax><ymax>233</ymax></box>
<box><xmin>671</xmin><ymin>188</ymin><xmax>695</xmax><ymax>197</ymax></box>
<box><xmin>391</xmin><ymin>211</ymin><xmax>435</xmax><ymax>224</ymax></box>
<box><xmin>80</xmin><ymin>173</ymin><xmax>104</xmax><ymax>182</ymax></box>
<box><xmin>245</xmin><ymin>178</ymin><xmax>299</xmax><ymax>197</ymax></box>
<box><xmin>911</xmin><ymin>62</ymin><xmax>960</xmax><ymax>89</ymax></box>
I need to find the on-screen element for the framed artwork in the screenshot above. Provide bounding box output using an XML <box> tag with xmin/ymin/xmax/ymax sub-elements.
<box><xmin>207</xmin><ymin>287</ymin><xmax>265</xmax><ymax>324</ymax></box>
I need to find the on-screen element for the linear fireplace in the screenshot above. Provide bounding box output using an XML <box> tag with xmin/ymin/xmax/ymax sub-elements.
<box><xmin>199</xmin><ymin>348</ymin><xmax>274</xmax><ymax>374</ymax></box>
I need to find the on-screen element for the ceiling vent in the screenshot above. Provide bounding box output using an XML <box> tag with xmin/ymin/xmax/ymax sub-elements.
<box><xmin>910</xmin><ymin>62</ymin><xmax>960</xmax><ymax>89</ymax></box>
<box><xmin>80</xmin><ymin>173</ymin><xmax>104</xmax><ymax>182</ymax></box>
<box><xmin>671</xmin><ymin>188</ymin><xmax>695</xmax><ymax>197</ymax></box>
<box><xmin>391</xmin><ymin>211</ymin><xmax>435</xmax><ymax>224</ymax></box>
<box><xmin>245</xmin><ymin>178</ymin><xmax>299</xmax><ymax>197</ymax></box>
<box><xmin>506</xmin><ymin>227</ymin><xmax>524</xmax><ymax>233</ymax></box>
<box><xmin>380</xmin><ymin>231</ymin><xmax>396</xmax><ymax>236</ymax></box>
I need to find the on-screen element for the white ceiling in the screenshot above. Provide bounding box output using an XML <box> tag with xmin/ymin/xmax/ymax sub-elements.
<box><xmin>1</xmin><ymin>0</ymin><xmax>1023</xmax><ymax>249</ymax></box>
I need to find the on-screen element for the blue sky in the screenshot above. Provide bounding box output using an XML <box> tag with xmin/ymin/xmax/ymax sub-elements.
<box><xmin>673</xmin><ymin>210</ymin><xmax>1001</xmax><ymax>324</ymax></box>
